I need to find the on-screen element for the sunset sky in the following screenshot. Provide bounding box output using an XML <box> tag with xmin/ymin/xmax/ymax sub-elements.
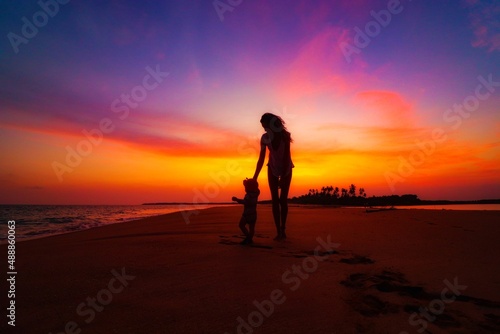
<box><xmin>1</xmin><ymin>0</ymin><xmax>499</xmax><ymax>204</ymax></box>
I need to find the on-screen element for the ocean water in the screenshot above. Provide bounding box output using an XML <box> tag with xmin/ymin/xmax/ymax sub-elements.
<box><xmin>0</xmin><ymin>204</ymin><xmax>230</xmax><ymax>242</ymax></box>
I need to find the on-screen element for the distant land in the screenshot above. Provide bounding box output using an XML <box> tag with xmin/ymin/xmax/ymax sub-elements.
<box><xmin>288</xmin><ymin>194</ymin><xmax>500</xmax><ymax>207</ymax></box>
<box><xmin>143</xmin><ymin>184</ymin><xmax>499</xmax><ymax>207</ymax></box>
<box><xmin>142</xmin><ymin>197</ymin><xmax>500</xmax><ymax>207</ymax></box>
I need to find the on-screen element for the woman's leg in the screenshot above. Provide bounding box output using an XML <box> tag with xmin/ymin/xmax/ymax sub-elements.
<box><xmin>279</xmin><ymin>170</ymin><xmax>292</xmax><ymax>238</ymax></box>
<box><xmin>267</xmin><ymin>168</ymin><xmax>281</xmax><ymax>239</ymax></box>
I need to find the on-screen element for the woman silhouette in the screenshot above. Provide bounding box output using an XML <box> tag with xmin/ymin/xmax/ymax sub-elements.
<box><xmin>253</xmin><ymin>113</ymin><xmax>294</xmax><ymax>240</ymax></box>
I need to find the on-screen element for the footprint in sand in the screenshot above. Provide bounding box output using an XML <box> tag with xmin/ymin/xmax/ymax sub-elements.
<box><xmin>218</xmin><ymin>236</ymin><xmax>273</xmax><ymax>249</ymax></box>
<box><xmin>351</xmin><ymin>294</ymin><xmax>399</xmax><ymax>317</ymax></box>
<box><xmin>281</xmin><ymin>251</ymin><xmax>308</xmax><ymax>258</ymax></box>
<box><xmin>281</xmin><ymin>249</ymin><xmax>339</xmax><ymax>259</ymax></box>
<box><xmin>340</xmin><ymin>255</ymin><xmax>375</xmax><ymax>265</ymax></box>
<box><xmin>340</xmin><ymin>269</ymin><xmax>500</xmax><ymax>332</ymax></box>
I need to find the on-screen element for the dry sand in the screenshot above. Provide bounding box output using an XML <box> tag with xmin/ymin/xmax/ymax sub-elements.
<box><xmin>2</xmin><ymin>206</ymin><xmax>500</xmax><ymax>334</ymax></box>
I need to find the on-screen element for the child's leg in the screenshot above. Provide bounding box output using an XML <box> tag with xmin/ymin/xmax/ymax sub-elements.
<box><xmin>239</xmin><ymin>216</ymin><xmax>249</xmax><ymax>237</ymax></box>
<box><xmin>248</xmin><ymin>222</ymin><xmax>255</xmax><ymax>242</ymax></box>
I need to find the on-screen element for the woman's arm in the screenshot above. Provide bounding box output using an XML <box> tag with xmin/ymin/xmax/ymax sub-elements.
<box><xmin>253</xmin><ymin>142</ymin><xmax>266</xmax><ymax>180</ymax></box>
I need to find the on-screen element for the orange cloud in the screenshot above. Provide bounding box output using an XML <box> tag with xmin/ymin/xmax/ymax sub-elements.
<box><xmin>0</xmin><ymin>111</ymin><xmax>259</xmax><ymax>160</ymax></box>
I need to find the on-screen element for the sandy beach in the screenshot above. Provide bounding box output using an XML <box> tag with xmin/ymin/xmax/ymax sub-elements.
<box><xmin>3</xmin><ymin>206</ymin><xmax>500</xmax><ymax>334</ymax></box>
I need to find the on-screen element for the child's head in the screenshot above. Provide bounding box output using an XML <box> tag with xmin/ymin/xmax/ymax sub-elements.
<box><xmin>243</xmin><ymin>178</ymin><xmax>259</xmax><ymax>192</ymax></box>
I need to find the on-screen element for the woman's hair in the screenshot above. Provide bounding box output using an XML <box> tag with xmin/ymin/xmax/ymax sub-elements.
<box><xmin>260</xmin><ymin>113</ymin><xmax>292</xmax><ymax>146</ymax></box>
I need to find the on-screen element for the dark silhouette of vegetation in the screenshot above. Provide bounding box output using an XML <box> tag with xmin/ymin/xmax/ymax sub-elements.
<box><xmin>289</xmin><ymin>184</ymin><xmax>421</xmax><ymax>206</ymax></box>
<box><xmin>142</xmin><ymin>186</ymin><xmax>499</xmax><ymax>206</ymax></box>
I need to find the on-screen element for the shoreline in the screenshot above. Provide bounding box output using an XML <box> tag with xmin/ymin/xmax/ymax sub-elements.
<box><xmin>0</xmin><ymin>205</ymin><xmax>222</xmax><ymax>245</ymax></box>
<box><xmin>3</xmin><ymin>203</ymin><xmax>499</xmax><ymax>245</ymax></box>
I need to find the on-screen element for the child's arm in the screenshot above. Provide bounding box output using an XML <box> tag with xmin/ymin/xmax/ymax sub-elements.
<box><xmin>232</xmin><ymin>196</ymin><xmax>245</xmax><ymax>204</ymax></box>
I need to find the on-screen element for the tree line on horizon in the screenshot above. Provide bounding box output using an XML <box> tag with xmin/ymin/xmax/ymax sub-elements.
<box><xmin>289</xmin><ymin>184</ymin><xmax>421</xmax><ymax>206</ymax></box>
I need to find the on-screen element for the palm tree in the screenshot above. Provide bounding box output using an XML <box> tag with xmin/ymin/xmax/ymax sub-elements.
<box><xmin>348</xmin><ymin>184</ymin><xmax>356</xmax><ymax>197</ymax></box>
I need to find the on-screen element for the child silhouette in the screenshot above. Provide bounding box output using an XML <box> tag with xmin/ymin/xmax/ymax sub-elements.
<box><xmin>232</xmin><ymin>178</ymin><xmax>260</xmax><ymax>245</ymax></box>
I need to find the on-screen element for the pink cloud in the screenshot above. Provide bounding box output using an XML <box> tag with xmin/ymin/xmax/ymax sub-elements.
<box><xmin>355</xmin><ymin>90</ymin><xmax>416</xmax><ymax>127</ymax></box>
<box><xmin>465</xmin><ymin>1</ymin><xmax>500</xmax><ymax>52</ymax></box>
<box><xmin>273</xmin><ymin>26</ymin><xmax>367</xmax><ymax>104</ymax></box>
